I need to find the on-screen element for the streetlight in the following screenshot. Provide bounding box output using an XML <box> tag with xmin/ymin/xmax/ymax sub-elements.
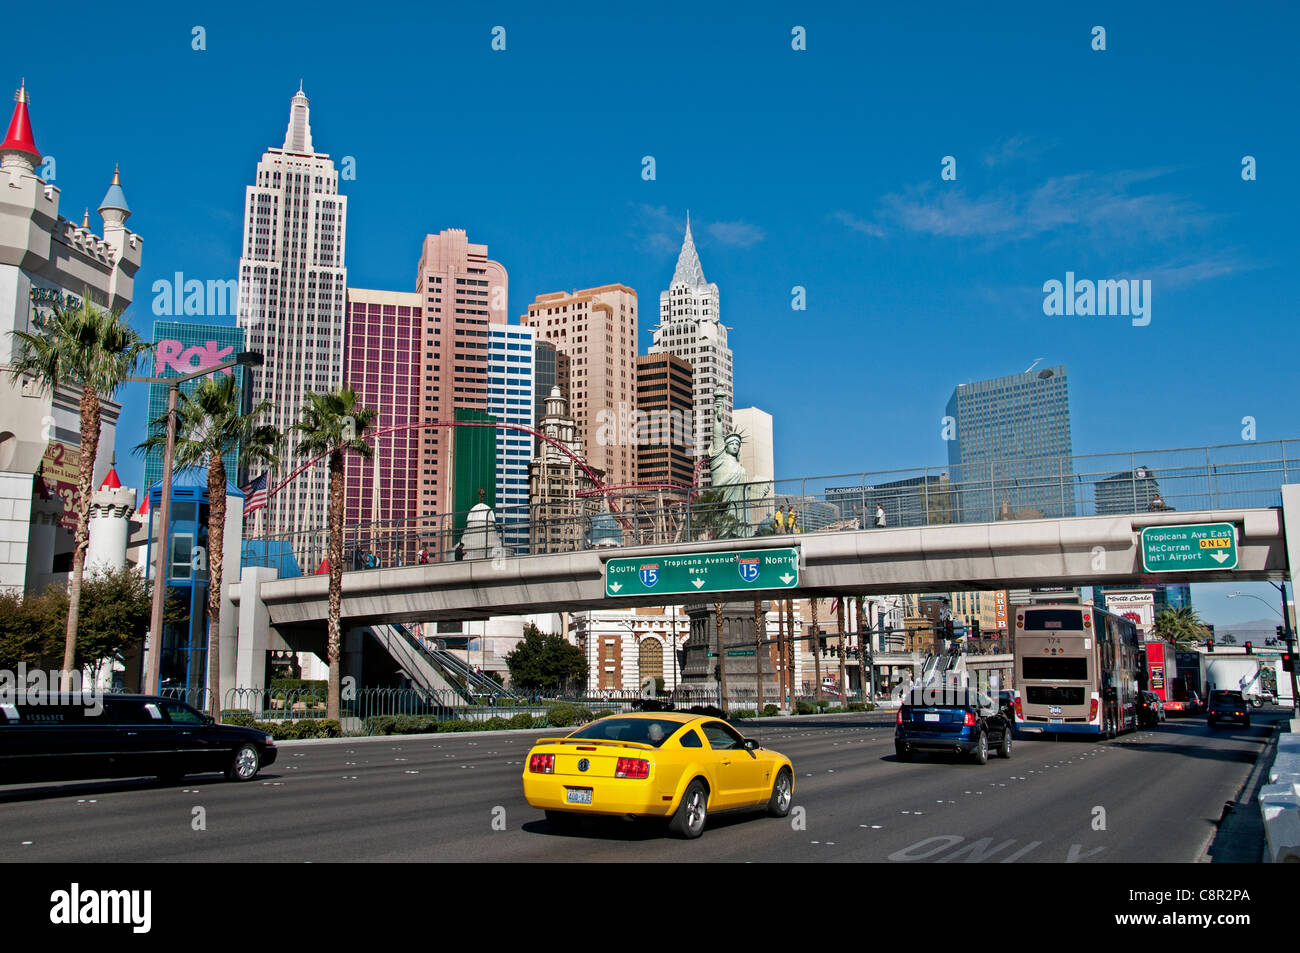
<box><xmin>128</xmin><ymin>351</ymin><xmax>263</xmax><ymax>696</ymax></box>
<box><xmin>1227</xmin><ymin>592</ymin><xmax>1282</xmax><ymax>618</ymax></box>
<box><xmin>1228</xmin><ymin>585</ymin><xmax>1298</xmax><ymax>713</ymax></box>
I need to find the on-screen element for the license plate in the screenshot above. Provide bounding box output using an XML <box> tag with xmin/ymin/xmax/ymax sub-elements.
<box><xmin>566</xmin><ymin>788</ymin><xmax>593</xmax><ymax>805</ymax></box>
<box><xmin>1049</xmin><ymin>706</ymin><xmax>1062</xmax><ymax>715</ymax></box>
<box><xmin>924</xmin><ymin>713</ymin><xmax>940</xmax><ymax>722</ymax></box>
<box><xmin>1049</xmin><ymin>718</ymin><xmax>1064</xmax><ymax>724</ymax></box>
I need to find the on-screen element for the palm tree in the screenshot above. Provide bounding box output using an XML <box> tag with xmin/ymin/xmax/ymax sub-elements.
<box><xmin>137</xmin><ymin>373</ymin><xmax>280</xmax><ymax>718</ymax></box>
<box><xmin>753</xmin><ymin>599</ymin><xmax>765</xmax><ymax>712</ymax></box>
<box><xmin>687</xmin><ymin>487</ymin><xmax>741</xmax><ymax>541</ymax></box>
<box><xmin>1154</xmin><ymin>605</ymin><xmax>1210</xmax><ymax>648</ymax></box>
<box><xmin>714</xmin><ymin>601</ymin><xmax>728</xmax><ymax>714</ymax></box>
<box><xmin>292</xmin><ymin>389</ymin><xmax>376</xmax><ymax>720</ymax></box>
<box><xmin>8</xmin><ymin>293</ymin><xmax>151</xmax><ymax>691</ymax></box>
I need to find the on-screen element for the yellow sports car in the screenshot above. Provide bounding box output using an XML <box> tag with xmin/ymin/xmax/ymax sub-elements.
<box><xmin>522</xmin><ymin>712</ymin><xmax>794</xmax><ymax>838</ymax></box>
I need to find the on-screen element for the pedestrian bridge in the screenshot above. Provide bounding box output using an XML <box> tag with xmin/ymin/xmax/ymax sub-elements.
<box><xmin>231</xmin><ymin>505</ymin><xmax>1290</xmax><ymax>634</ymax></box>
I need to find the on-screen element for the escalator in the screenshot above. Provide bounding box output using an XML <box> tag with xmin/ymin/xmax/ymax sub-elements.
<box><xmin>367</xmin><ymin>624</ymin><xmax>471</xmax><ymax>705</ymax></box>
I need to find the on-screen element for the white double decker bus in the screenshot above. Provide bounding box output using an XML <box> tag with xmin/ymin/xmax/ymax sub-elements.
<box><xmin>1012</xmin><ymin>603</ymin><xmax>1140</xmax><ymax>737</ymax></box>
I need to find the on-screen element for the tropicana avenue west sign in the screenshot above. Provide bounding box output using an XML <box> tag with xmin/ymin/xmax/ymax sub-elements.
<box><xmin>604</xmin><ymin>548</ymin><xmax>800</xmax><ymax>598</ymax></box>
<box><xmin>1140</xmin><ymin>522</ymin><xmax>1238</xmax><ymax>573</ymax></box>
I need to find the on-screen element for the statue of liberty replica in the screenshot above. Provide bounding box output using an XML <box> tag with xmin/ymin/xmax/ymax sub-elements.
<box><xmin>708</xmin><ymin>391</ymin><xmax>767</xmax><ymax>537</ymax></box>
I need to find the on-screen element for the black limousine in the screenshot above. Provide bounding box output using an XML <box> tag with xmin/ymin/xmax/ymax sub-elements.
<box><xmin>0</xmin><ymin>694</ymin><xmax>277</xmax><ymax>785</ymax></box>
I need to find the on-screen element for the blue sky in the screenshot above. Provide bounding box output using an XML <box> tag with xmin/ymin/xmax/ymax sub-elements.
<box><xmin>4</xmin><ymin>1</ymin><xmax>1297</xmax><ymax>624</ymax></box>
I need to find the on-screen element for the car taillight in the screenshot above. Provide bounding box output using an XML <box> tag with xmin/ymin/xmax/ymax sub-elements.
<box><xmin>1013</xmin><ymin>696</ymin><xmax>1023</xmax><ymax>719</ymax></box>
<box><xmin>963</xmin><ymin>711</ymin><xmax>976</xmax><ymax>726</ymax></box>
<box><xmin>528</xmin><ymin>753</ymin><xmax>554</xmax><ymax>774</ymax></box>
<box><xmin>896</xmin><ymin>709</ymin><xmax>903</xmax><ymax>724</ymax></box>
<box><xmin>615</xmin><ymin>757</ymin><xmax>649</xmax><ymax>779</ymax></box>
<box><xmin>1089</xmin><ymin>698</ymin><xmax>1099</xmax><ymax>722</ymax></box>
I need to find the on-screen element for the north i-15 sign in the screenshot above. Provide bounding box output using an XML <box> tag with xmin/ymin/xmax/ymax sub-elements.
<box><xmin>604</xmin><ymin>548</ymin><xmax>800</xmax><ymax>598</ymax></box>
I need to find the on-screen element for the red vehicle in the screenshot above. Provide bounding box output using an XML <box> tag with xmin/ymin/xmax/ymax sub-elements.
<box><xmin>1144</xmin><ymin>641</ymin><xmax>1190</xmax><ymax>714</ymax></box>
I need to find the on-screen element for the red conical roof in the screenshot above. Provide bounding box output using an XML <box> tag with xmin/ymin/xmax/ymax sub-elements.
<box><xmin>99</xmin><ymin>468</ymin><xmax>121</xmax><ymax>490</ymax></box>
<box><xmin>1</xmin><ymin>79</ymin><xmax>40</xmax><ymax>159</ymax></box>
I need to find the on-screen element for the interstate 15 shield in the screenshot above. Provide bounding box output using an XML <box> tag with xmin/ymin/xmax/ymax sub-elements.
<box><xmin>738</xmin><ymin>557</ymin><xmax>761</xmax><ymax>583</ymax></box>
<box><xmin>639</xmin><ymin>564</ymin><xmax>659</xmax><ymax>587</ymax></box>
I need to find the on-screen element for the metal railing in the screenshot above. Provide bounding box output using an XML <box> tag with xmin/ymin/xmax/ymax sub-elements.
<box><xmin>241</xmin><ymin>440</ymin><xmax>1299</xmax><ymax>575</ymax></box>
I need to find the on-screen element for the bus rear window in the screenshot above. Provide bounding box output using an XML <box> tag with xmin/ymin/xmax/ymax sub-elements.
<box><xmin>1026</xmin><ymin>686</ymin><xmax>1087</xmax><ymax>706</ymax></box>
<box><xmin>1022</xmin><ymin>657</ymin><xmax>1088</xmax><ymax>680</ymax></box>
<box><xmin>1022</xmin><ymin>610</ymin><xmax>1083</xmax><ymax>631</ymax></box>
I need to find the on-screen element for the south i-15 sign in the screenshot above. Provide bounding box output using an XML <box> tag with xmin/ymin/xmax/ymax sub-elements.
<box><xmin>605</xmin><ymin>548</ymin><xmax>800</xmax><ymax>598</ymax></box>
<box><xmin>1140</xmin><ymin>522</ymin><xmax>1238</xmax><ymax>573</ymax></box>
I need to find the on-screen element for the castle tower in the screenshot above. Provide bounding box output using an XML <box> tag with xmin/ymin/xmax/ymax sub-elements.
<box><xmin>86</xmin><ymin>465</ymin><xmax>137</xmax><ymax>576</ymax></box>
<box><xmin>0</xmin><ymin>78</ymin><xmax>39</xmax><ymax>174</ymax></box>
<box><xmin>0</xmin><ymin>80</ymin><xmax>143</xmax><ymax>594</ymax></box>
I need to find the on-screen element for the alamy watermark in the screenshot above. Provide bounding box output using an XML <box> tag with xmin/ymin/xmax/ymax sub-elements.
<box><xmin>1042</xmin><ymin>272</ymin><xmax>1151</xmax><ymax>327</ymax></box>
<box><xmin>0</xmin><ymin>665</ymin><xmax>104</xmax><ymax>715</ymax></box>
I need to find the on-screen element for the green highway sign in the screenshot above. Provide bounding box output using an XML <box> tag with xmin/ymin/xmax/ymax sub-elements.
<box><xmin>605</xmin><ymin>548</ymin><xmax>799</xmax><ymax>598</ymax></box>
<box><xmin>1140</xmin><ymin>522</ymin><xmax>1238</xmax><ymax>573</ymax></box>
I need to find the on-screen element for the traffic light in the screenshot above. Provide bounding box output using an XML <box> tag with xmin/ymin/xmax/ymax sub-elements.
<box><xmin>1244</xmin><ymin>641</ymin><xmax>1253</xmax><ymax>655</ymax></box>
<box><xmin>944</xmin><ymin>618</ymin><xmax>954</xmax><ymax>639</ymax></box>
<box><xmin>1283</xmin><ymin>653</ymin><xmax>1295</xmax><ymax>673</ymax></box>
<box><xmin>1206</xmin><ymin>637</ymin><xmax>1214</xmax><ymax>652</ymax></box>
<box><xmin>970</xmin><ymin>619</ymin><xmax>981</xmax><ymax>639</ymax></box>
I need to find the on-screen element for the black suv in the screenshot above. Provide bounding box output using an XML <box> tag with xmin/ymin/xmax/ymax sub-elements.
<box><xmin>895</xmin><ymin>686</ymin><xmax>1014</xmax><ymax>764</ymax></box>
<box><xmin>0</xmin><ymin>694</ymin><xmax>277</xmax><ymax>785</ymax></box>
<box><xmin>1206</xmin><ymin>690</ymin><xmax>1251</xmax><ymax>729</ymax></box>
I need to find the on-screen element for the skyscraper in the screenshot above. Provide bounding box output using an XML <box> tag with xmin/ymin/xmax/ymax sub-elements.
<box><xmin>238</xmin><ymin>86</ymin><xmax>348</xmax><ymax>536</ymax></box>
<box><xmin>488</xmin><ymin>323</ymin><xmax>535</xmax><ymax>552</ymax></box>
<box><xmin>533</xmin><ymin>339</ymin><xmax>570</xmax><ymax>428</ymax></box>
<box><xmin>635</xmin><ymin>352</ymin><xmax>694</xmax><ymax>489</ymax></box>
<box><xmin>521</xmin><ymin>284</ymin><xmax>638</xmax><ymax>488</ymax></box>
<box><xmin>649</xmin><ymin>215</ymin><xmax>733</xmax><ymax>475</ymax></box>
<box><xmin>529</xmin><ymin>387</ymin><xmax>604</xmax><ymax>554</ymax></box>
<box><xmin>945</xmin><ymin>365</ymin><xmax>1074</xmax><ymax>521</ymax></box>
<box><xmin>341</xmin><ymin>289</ymin><xmax>422</xmax><ymax>533</ymax></box>
<box><xmin>413</xmin><ymin>229</ymin><xmax>508</xmax><ymax>523</ymax></box>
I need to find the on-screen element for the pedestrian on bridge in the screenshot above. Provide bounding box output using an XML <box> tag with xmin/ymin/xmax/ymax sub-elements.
<box><xmin>774</xmin><ymin>505</ymin><xmax>787</xmax><ymax>533</ymax></box>
<box><xmin>875</xmin><ymin>503</ymin><xmax>886</xmax><ymax>528</ymax></box>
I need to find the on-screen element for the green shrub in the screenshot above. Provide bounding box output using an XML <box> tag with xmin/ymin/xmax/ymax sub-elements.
<box><xmin>815</xmin><ymin>698</ymin><xmax>831</xmax><ymax>710</ymax></box>
<box><xmin>365</xmin><ymin>715</ymin><xmax>397</xmax><ymax>735</ymax></box>
<box><xmin>762</xmin><ymin>704</ymin><xmax>779</xmax><ymax>717</ymax></box>
<box><xmin>731</xmin><ymin>709</ymin><xmax>757</xmax><ymax>719</ymax></box>
<box><xmin>221</xmin><ymin>710</ymin><xmax>255</xmax><ymax>727</ymax></box>
<box><xmin>847</xmin><ymin>702</ymin><xmax>866</xmax><ymax>712</ymax></box>
<box><xmin>510</xmin><ymin>712</ymin><xmax>534</xmax><ymax>729</ymax></box>
<box><xmin>796</xmin><ymin>700</ymin><xmax>815</xmax><ymax>715</ymax></box>
<box><xmin>592</xmin><ymin>709</ymin><xmax>615</xmax><ymax>720</ymax></box>
<box><xmin>548</xmin><ymin>703</ymin><xmax>577</xmax><ymax>727</ymax></box>
<box><xmin>575</xmin><ymin>706</ymin><xmax>594</xmax><ymax>725</ymax></box>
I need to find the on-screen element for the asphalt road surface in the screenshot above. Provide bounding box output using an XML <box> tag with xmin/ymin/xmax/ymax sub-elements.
<box><xmin>0</xmin><ymin>710</ymin><xmax>1283</xmax><ymax>863</ymax></box>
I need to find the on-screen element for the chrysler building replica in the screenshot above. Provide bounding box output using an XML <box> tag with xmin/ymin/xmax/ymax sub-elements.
<box><xmin>237</xmin><ymin>86</ymin><xmax>347</xmax><ymax>535</ymax></box>
<box><xmin>648</xmin><ymin>214</ymin><xmax>733</xmax><ymax>483</ymax></box>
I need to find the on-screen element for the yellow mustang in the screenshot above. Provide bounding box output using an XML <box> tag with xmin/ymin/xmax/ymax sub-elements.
<box><xmin>522</xmin><ymin>712</ymin><xmax>794</xmax><ymax>838</ymax></box>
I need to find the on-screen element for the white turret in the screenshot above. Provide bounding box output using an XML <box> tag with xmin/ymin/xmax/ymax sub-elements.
<box><xmin>86</xmin><ymin>466</ymin><xmax>137</xmax><ymax>576</ymax></box>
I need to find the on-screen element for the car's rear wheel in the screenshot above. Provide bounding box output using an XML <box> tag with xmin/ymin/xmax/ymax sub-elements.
<box><xmin>895</xmin><ymin>743</ymin><xmax>912</xmax><ymax>762</ymax></box>
<box><xmin>997</xmin><ymin>727</ymin><xmax>1012</xmax><ymax>759</ymax></box>
<box><xmin>226</xmin><ymin>743</ymin><xmax>260</xmax><ymax>782</ymax></box>
<box><xmin>669</xmin><ymin>780</ymin><xmax>708</xmax><ymax>839</ymax></box>
<box><xmin>766</xmin><ymin>767</ymin><xmax>793</xmax><ymax>817</ymax></box>
<box><xmin>971</xmin><ymin>731</ymin><xmax>988</xmax><ymax>765</ymax></box>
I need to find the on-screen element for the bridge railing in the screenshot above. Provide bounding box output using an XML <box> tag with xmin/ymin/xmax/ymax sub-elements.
<box><xmin>241</xmin><ymin>439</ymin><xmax>1299</xmax><ymax>575</ymax></box>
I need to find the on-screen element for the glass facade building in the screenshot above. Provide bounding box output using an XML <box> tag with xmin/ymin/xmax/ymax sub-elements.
<box><xmin>945</xmin><ymin>366</ymin><xmax>1075</xmax><ymax>521</ymax></box>
<box><xmin>143</xmin><ymin>321</ymin><xmax>247</xmax><ymax>493</ymax></box>
<box><xmin>488</xmin><ymin>324</ymin><xmax>535</xmax><ymax>554</ymax></box>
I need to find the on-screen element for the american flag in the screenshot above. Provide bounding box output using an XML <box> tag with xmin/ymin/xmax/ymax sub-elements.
<box><xmin>241</xmin><ymin>474</ymin><xmax>268</xmax><ymax>515</ymax></box>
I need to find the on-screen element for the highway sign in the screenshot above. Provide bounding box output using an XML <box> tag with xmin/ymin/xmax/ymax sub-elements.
<box><xmin>605</xmin><ymin>548</ymin><xmax>799</xmax><ymax>598</ymax></box>
<box><xmin>1140</xmin><ymin>522</ymin><xmax>1238</xmax><ymax>573</ymax></box>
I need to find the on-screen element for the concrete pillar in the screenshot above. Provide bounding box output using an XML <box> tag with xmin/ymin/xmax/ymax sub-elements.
<box><xmin>343</xmin><ymin>627</ymin><xmax>366</xmax><ymax>691</ymax></box>
<box><xmin>234</xmin><ymin>566</ymin><xmax>278</xmax><ymax>696</ymax></box>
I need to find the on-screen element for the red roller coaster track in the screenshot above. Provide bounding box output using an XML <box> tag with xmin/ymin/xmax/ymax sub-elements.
<box><xmin>264</xmin><ymin>417</ymin><xmax>702</xmax><ymax>527</ymax></box>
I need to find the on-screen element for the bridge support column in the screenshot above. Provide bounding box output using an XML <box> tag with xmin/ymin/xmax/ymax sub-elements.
<box><xmin>234</xmin><ymin>566</ymin><xmax>280</xmax><ymax>699</ymax></box>
<box><xmin>343</xmin><ymin>627</ymin><xmax>366</xmax><ymax>692</ymax></box>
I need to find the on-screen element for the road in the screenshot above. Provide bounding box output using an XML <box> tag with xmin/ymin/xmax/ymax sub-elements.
<box><xmin>0</xmin><ymin>710</ymin><xmax>1283</xmax><ymax>863</ymax></box>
